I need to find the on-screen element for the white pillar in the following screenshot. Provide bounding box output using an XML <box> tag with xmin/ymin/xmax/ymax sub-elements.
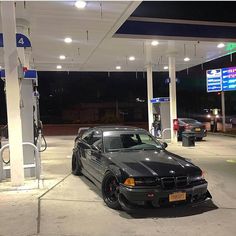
<box><xmin>221</xmin><ymin>91</ymin><xmax>226</xmax><ymax>132</ymax></box>
<box><xmin>147</xmin><ymin>63</ymin><xmax>153</xmax><ymax>132</ymax></box>
<box><xmin>1</xmin><ymin>2</ymin><xmax>24</xmax><ymax>186</ymax></box>
<box><xmin>169</xmin><ymin>55</ymin><xmax>178</xmax><ymax>143</ymax></box>
<box><xmin>16</xmin><ymin>20</ymin><xmax>35</xmax><ymax>174</ymax></box>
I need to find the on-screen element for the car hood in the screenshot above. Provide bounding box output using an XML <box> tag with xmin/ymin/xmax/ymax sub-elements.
<box><xmin>107</xmin><ymin>149</ymin><xmax>201</xmax><ymax>177</ymax></box>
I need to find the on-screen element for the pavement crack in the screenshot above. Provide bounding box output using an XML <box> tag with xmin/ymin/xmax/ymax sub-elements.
<box><xmin>36</xmin><ymin>173</ymin><xmax>71</xmax><ymax>235</ymax></box>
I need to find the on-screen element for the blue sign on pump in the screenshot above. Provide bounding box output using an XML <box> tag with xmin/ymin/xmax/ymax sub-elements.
<box><xmin>206</xmin><ymin>69</ymin><xmax>222</xmax><ymax>92</ymax></box>
<box><xmin>151</xmin><ymin>97</ymin><xmax>170</xmax><ymax>103</ymax></box>
<box><xmin>24</xmin><ymin>70</ymin><xmax>37</xmax><ymax>80</ymax></box>
<box><xmin>0</xmin><ymin>33</ymin><xmax>31</xmax><ymax>48</ymax></box>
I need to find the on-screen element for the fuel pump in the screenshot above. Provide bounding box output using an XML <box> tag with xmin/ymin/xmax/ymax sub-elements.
<box><xmin>33</xmin><ymin>83</ymin><xmax>47</xmax><ymax>152</ymax></box>
<box><xmin>150</xmin><ymin>97</ymin><xmax>171</xmax><ymax>139</ymax></box>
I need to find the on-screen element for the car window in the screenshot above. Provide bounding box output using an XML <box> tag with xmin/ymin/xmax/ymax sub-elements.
<box><xmin>83</xmin><ymin>130</ymin><xmax>102</xmax><ymax>148</ymax></box>
<box><xmin>103</xmin><ymin>131</ymin><xmax>162</xmax><ymax>152</ymax></box>
<box><xmin>180</xmin><ymin>119</ymin><xmax>198</xmax><ymax>124</ymax></box>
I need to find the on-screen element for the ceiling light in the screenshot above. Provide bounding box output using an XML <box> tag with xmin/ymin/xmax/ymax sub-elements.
<box><xmin>164</xmin><ymin>66</ymin><xmax>168</xmax><ymax>70</ymax></box>
<box><xmin>184</xmin><ymin>57</ymin><xmax>190</xmax><ymax>62</ymax></box>
<box><xmin>57</xmin><ymin>65</ymin><xmax>62</xmax><ymax>69</ymax></box>
<box><xmin>129</xmin><ymin>56</ymin><xmax>135</xmax><ymax>61</ymax></box>
<box><xmin>217</xmin><ymin>43</ymin><xmax>225</xmax><ymax>48</ymax></box>
<box><xmin>116</xmin><ymin>66</ymin><xmax>121</xmax><ymax>70</ymax></box>
<box><xmin>75</xmin><ymin>0</ymin><xmax>87</xmax><ymax>9</ymax></box>
<box><xmin>64</xmin><ymin>37</ymin><xmax>72</xmax><ymax>43</ymax></box>
<box><xmin>59</xmin><ymin>55</ymin><xmax>66</xmax><ymax>60</ymax></box>
<box><xmin>151</xmin><ymin>40</ymin><xmax>159</xmax><ymax>46</ymax></box>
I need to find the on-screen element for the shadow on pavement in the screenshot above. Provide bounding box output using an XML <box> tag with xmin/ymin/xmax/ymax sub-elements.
<box><xmin>120</xmin><ymin>200</ymin><xmax>218</xmax><ymax>219</ymax></box>
<box><xmin>78</xmin><ymin>174</ymin><xmax>218</xmax><ymax>219</ymax></box>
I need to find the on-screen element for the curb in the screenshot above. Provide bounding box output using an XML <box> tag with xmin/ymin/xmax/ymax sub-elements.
<box><xmin>208</xmin><ymin>132</ymin><xmax>236</xmax><ymax>138</ymax></box>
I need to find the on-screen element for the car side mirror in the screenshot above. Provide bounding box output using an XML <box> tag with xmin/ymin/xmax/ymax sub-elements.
<box><xmin>92</xmin><ymin>144</ymin><xmax>101</xmax><ymax>152</ymax></box>
<box><xmin>162</xmin><ymin>142</ymin><xmax>168</xmax><ymax>149</ymax></box>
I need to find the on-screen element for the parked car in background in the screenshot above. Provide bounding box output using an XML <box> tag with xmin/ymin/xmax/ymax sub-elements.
<box><xmin>72</xmin><ymin>126</ymin><xmax>211</xmax><ymax>211</ymax></box>
<box><xmin>178</xmin><ymin>118</ymin><xmax>207</xmax><ymax>141</ymax></box>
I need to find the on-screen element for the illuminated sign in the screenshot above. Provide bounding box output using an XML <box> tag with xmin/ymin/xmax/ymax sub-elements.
<box><xmin>206</xmin><ymin>69</ymin><xmax>222</xmax><ymax>92</ymax></box>
<box><xmin>222</xmin><ymin>67</ymin><xmax>236</xmax><ymax>91</ymax></box>
<box><xmin>206</xmin><ymin>66</ymin><xmax>236</xmax><ymax>92</ymax></box>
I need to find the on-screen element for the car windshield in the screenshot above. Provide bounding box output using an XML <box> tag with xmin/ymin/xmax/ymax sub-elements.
<box><xmin>103</xmin><ymin>130</ymin><xmax>163</xmax><ymax>152</ymax></box>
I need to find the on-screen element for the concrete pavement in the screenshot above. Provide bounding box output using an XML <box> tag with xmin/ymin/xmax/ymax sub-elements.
<box><xmin>0</xmin><ymin>134</ymin><xmax>236</xmax><ymax>236</ymax></box>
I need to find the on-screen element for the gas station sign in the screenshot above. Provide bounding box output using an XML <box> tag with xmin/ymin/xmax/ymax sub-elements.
<box><xmin>222</xmin><ymin>67</ymin><xmax>236</xmax><ymax>91</ymax></box>
<box><xmin>206</xmin><ymin>66</ymin><xmax>236</xmax><ymax>92</ymax></box>
<box><xmin>206</xmin><ymin>69</ymin><xmax>222</xmax><ymax>92</ymax></box>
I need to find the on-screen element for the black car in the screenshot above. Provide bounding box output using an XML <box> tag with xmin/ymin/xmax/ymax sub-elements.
<box><xmin>178</xmin><ymin>118</ymin><xmax>207</xmax><ymax>141</ymax></box>
<box><xmin>72</xmin><ymin>126</ymin><xmax>211</xmax><ymax>211</ymax></box>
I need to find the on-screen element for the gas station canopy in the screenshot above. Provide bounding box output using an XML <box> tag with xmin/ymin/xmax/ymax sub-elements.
<box><xmin>0</xmin><ymin>1</ymin><xmax>236</xmax><ymax>72</ymax></box>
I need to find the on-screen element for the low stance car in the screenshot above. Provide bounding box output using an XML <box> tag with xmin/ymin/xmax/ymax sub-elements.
<box><xmin>72</xmin><ymin>126</ymin><xmax>211</xmax><ymax>210</ymax></box>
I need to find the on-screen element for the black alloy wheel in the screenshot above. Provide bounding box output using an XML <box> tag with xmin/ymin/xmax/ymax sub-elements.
<box><xmin>102</xmin><ymin>172</ymin><xmax>121</xmax><ymax>209</ymax></box>
<box><xmin>72</xmin><ymin>151</ymin><xmax>82</xmax><ymax>176</ymax></box>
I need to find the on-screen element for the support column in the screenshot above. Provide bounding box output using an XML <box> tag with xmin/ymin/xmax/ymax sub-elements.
<box><xmin>17</xmin><ymin>19</ymin><xmax>35</xmax><ymax>176</ymax></box>
<box><xmin>169</xmin><ymin>55</ymin><xmax>178</xmax><ymax>143</ymax></box>
<box><xmin>147</xmin><ymin>63</ymin><xmax>154</xmax><ymax>132</ymax></box>
<box><xmin>1</xmin><ymin>2</ymin><xmax>24</xmax><ymax>186</ymax></box>
<box><xmin>145</xmin><ymin>43</ymin><xmax>154</xmax><ymax>132</ymax></box>
<box><xmin>221</xmin><ymin>91</ymin><xmax>226</xmax><ymax>132</ymax></box>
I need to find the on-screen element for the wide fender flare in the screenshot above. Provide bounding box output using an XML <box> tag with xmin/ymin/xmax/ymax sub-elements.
<box><xmin>105</xmin><ymin>165</ymin><xmax>124</xmax><ymax>183</ymax></box>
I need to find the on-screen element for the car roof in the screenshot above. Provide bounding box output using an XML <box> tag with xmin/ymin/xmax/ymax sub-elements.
<box><xmin>93</xmin><ymin>125</ymin><xmax>146</xmax><ymax>132</ymax></box>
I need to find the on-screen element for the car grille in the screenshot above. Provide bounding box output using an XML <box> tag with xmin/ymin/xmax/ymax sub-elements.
<box><xmin>161</xmin><ymin>176</ymin><xmax>188</xmax><ymax>189</ymax></box>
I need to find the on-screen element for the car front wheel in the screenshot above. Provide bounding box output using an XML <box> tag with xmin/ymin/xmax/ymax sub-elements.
<box><xmin>102</xmin><ymin>172</ymin><xmax>121</xmax><ymax>210</ymax></box>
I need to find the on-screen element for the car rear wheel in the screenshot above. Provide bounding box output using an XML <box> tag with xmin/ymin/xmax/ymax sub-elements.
<box><xmin>102</xmin><ymin>172</ymin><xmax>121</xmax><ymax>210</ymax></box>
<box><xmin>72</xmin><ymin>151</ymin><xmax>82</xmax><ymax>176</ymax></box>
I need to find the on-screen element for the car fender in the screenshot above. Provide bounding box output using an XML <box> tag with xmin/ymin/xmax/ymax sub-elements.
<box><xmin>105</xmin><ymin>165</ymin><xmax>123</xmax><ymax>182</ymax></box>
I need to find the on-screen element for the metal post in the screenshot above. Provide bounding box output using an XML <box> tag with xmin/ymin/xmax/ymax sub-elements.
<box><xmin>221</xmin><ymin>91</ymin><xmax>226</xmax><ymax>132</ymax></box>
<box><xmin>168</xmin><ymin>54</ymin><xmax>178</xmax><ymax>143</ymax></box>
<box><xmin>1</xmin><ymin>2</ymin><xmax>25</xmax><ymax>186</ymax></box>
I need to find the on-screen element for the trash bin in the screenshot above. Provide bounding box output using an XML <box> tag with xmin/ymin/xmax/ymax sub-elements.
<box><xmin>182</xmin><ymin>131</ymin><xmax>195</xmax><ymax>147</ymax></box>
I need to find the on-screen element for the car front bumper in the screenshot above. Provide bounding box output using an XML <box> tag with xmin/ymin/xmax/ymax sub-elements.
<box><xmin>119</xmin><ymin>181</ymin><xmax>210</xmax><ymax>208</ymax></box>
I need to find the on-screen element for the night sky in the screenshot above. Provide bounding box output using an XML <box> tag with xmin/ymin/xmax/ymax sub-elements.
<box><xmin>0</xmin><ymin>53</ymin><xmax>236</xmax><ymax>124</ymax></box>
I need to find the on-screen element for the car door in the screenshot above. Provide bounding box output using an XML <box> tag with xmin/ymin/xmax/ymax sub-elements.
<box><xmin>86</xmin><ymin>130</ymin><xmax>105</xmax><ymax>183</ymax></box>
<box><xmin>78</xmin><ymin>129</ymin><xmax>95</xmax><ymax>176</ymax></box>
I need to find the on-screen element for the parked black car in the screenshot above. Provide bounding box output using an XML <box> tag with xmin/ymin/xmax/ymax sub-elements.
<box><xmin>178</xmin><ymin>118</ymin><xmax>207</xmax><ymax>141</ymax></box>
<box><xmin>72</xmin><ymin>126</ymin><xmax>211</xmax><ymax>211</ymax></box>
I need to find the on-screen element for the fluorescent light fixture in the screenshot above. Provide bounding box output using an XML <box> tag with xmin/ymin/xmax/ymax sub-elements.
<box><xmin>164</xmin><ymin>66</ymin><xmax>168</xmax><ymax>70</ymax></box>
<box><xmin>151</xmin><ymin>40</ymin><xmax>159</xmax><ymax>46</ymax></box>
<box><xmin>75</xmin><ymin>0</ymin><xmax>87</xmax><ymax>9</ymax></box>
<box><xmin>129</xmin><ymin>56</ymin><xmax>135</xmax><ymax>61</ymax></box>
<box><xmin>217</xmin><ymin>43</ymin><xmax>225</xmax><ymax>48</ymax></box>
<box><xmin>57</xmin><ymin>65</ymin><xmax>62</xmax><ymax>69</ymax></box>
<box><xmin>116</xmin><ymin>66</ymin><xmax>121</xmax><ymax>70</ymax></box>
<box><xmin>64</xmin><ymin>37</ymin><xmax>72</xmax><ymax>43</ymax></box>
<box><xmin>59</xmin><ymin>55</ymin><xmax>66</xmax><ymax>60</ymax></box>
<box><xmin>184</xmin><ymin>57</ymin><xmax>190</xmax><ymax>62</ymax></box>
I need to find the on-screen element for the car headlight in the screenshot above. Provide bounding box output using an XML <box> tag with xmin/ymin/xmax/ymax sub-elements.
<box><xmin>124</xmin><ymin>177</ymin><xmax>159</xmax><ymax>187</ymax></box>
<box><xmin>190</xmin><ymin>171</ymin><xmax>205</xmax><ymax>182</ymax></box>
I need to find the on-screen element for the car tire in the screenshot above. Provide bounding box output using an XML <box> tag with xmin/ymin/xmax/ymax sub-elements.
<box><xmin>196</xmin><ymin>137</ymin><xmax>203</xmax><ymax>141</ymax></box>
<box><xmin>72</xmin><ymin>150</ymin><xmax>82</xmax><ymax>176</ymax></box>
<box><xmin>102</xmin><ymin>171</ymin><xmax>121</xmax><ymax>210</ymax></box>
